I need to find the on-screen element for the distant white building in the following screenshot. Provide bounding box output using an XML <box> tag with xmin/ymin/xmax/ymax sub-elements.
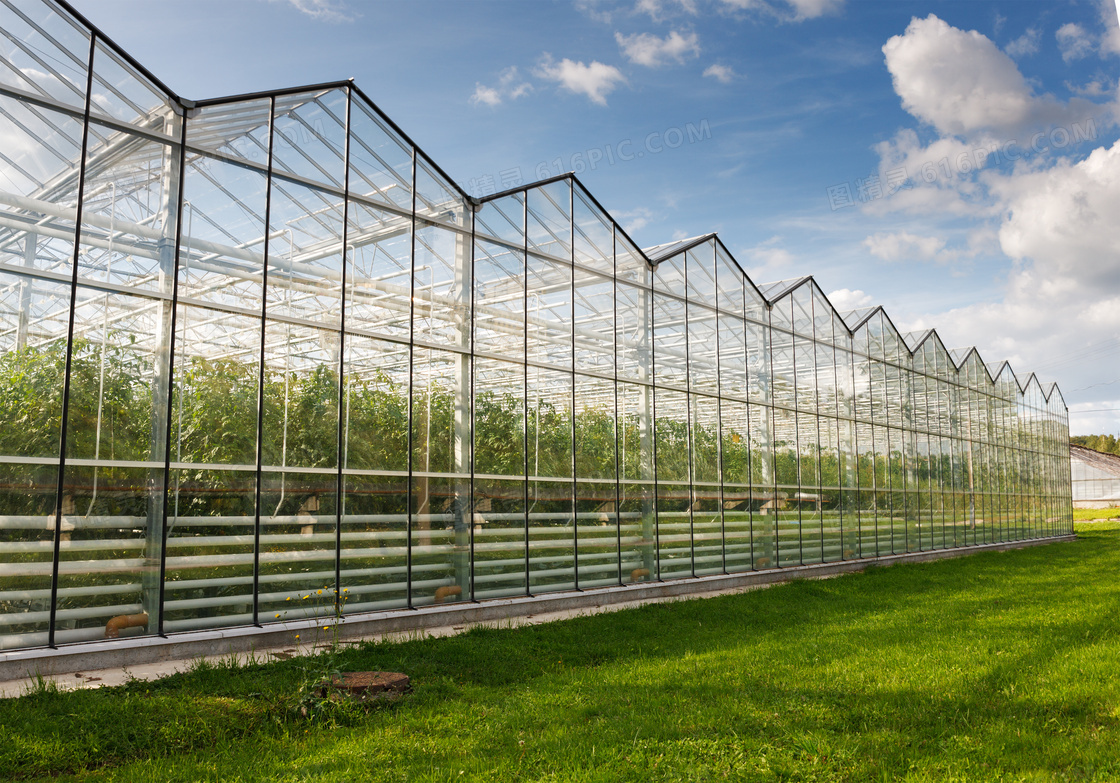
<box><xmin>1070</xmin><ymin>445</ymin><xmax>1120</xmax><ymax>508</ymax></box>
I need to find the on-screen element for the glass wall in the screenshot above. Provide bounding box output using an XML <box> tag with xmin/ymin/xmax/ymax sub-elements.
<box><xmin>0</xmin><ymin>0</ymin><xmax>1074</xmax><ymax>652</ymax></box>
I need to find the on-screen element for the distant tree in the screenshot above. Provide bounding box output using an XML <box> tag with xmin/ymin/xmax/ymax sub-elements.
<box><xmin>1071</xmin><ymin>434</ymin><xmax>1120</xmax><ymax>456</ymax></box>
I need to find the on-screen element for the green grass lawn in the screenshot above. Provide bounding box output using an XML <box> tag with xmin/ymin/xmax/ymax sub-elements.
<box><xmin>2</xmin><ymin>523</ymin><xmax>1117</xmax><ymax>782</ymax></box>
<box><xmin>1074</xmin><ymin>506</ymin><xmax>1120</xmax><ymax>522</ymax></box>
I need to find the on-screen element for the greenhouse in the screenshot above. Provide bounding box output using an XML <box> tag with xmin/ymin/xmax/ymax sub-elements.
<box><xmin>0</xmin><ymin>0</ymin><xmax>1072</xmax><ymax>654</ymax></box>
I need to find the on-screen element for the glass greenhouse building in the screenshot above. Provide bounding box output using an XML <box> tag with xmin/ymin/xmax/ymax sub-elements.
<box><xmin>0</xmin><ymin>0</ymin><xmax>1073</xmax><ymax>653</ymax></box>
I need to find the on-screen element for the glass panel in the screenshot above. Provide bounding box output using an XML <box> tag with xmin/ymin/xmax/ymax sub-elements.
<box><xmin>340</xmin><ymin>474</ymin><xmax>408</xmax><ymax>613</ymax></box>
<box><xmin>526</xmin><ymin>255</ymin><xmax>572</xmax><ymax>368</ymax></box>
<box><xmin>0</xmin><ymin>96</ymin><xmax>83</xmax><ymax>276</ymax></box>
<box><xmin>266</xmin><ymin>181</ymin><xmax>344</xmax><ymax>325</ymax></box>
<box><xmin>576</xmin><ymin>481</ymin><xmax>619</xmax><ymax>588</ymax></box>
<box><xmin>715</xmin><ymin>244</ymin><xmax>744</xmax><ymax>315</ymax></box>
<box><xmin>653</xmin><ymin>253</ymin><xmax>684</xmax><ymax>295</ymax></box>
<box><xmin>616</xmin><ymin>282</ymin><xmax>651</xmax><ymax>384</ymax></box>
<box><xmin>473</xmin><ymin>239</ymin><xmax>524</xmax><ymax>360</ymax></box>
<box><xmin>346</xmin><ymin>200</ymin><xmax>411</xmax><ymax>340</ymax></box>
<box><xmin>78</xmin><ymin>125</ymin><xmax>178</xmax><ymax>293</ymax></box>
<box><xmin>0</xmin><ymin>0</ymin><xmax>89</xmax><ymax>110</ymax></box>
<box><xmin>687</xmin><ymin>303</ymin><xmax>718</xmax><ymax>395</ymax></box>
<box><xmin>53</xmin><ymin>465</ymin><xmax>159</xmax><ymax>644</ymax></box>
<box><xmin>653</xmin><ymin>293</ymin><xmax>687</xmax><ymax>390</ymax></box>
<box><xmin>89</xmin><ymin>40</ymin><xmax>170</xmax><ymax>126</ymax></box>
<box><xmin>655</xmin><ymin>388</ymin><xmax>690</xmax><ymax>578</ymax></box>
<box><xmin>342</xmin><ymin>337</ymin><xmax>409</xmax><ymax>472</ymax></box>
<box><xmin>185</xmin><ymin>98</ymin><xmax>271</xmax><ymax>164</ymax></box>
<box><xmin>573</xmin><ymin>267</ymin><xmax>613</xmax><ymax>375</ymax></box>
<box><xmin>685</xmin><ymin>245</ymin><xmax>715</xmax><ymax>304</ymax></box>
<box><xmin>410</xmin><ymin>475</ymin><xmax>468</xmax><ymax>606</ymax></box>
<box><xmin>411</xmin><ymin>346</ymin><xmax>470</xmax><ymax>476</ymax></box>
<box><xmin>472</xmin><ymin>477</ymin><xmax>526</xmax><ymax>600</ymax></box>
<box><xmin>415</xmin><ymin>158</ymin><xmax>466</xmax><ymax>227</ymax></box>
<box><xmin>413</xmin><ymin>222</ymin><xmax>470</xmax><ymax>348</ymax></box>
<box><xmin>573</xmin><ymin>190</ymin><xmax>612</xmax><ymax>274</ymax></box>
<box><xmin>177</xmin><ymin>152</ymin><xmax>268</xmax><ymax>308</ymax></box>
<box><xmin>261</xmin><ymin>321</ymin><xmax>340</xmax><ymax>471</ymax></box>
<box><xmin>474</xmin><ymin>357</ymin><xmax>524</xmax><ymax>477</ymax></box>
<box><xmin>575</xmin><ymin>374</ymin><xmax>616</xmax><ymax>480</ymax></box>
<box><xmin>526</xmin><ymin>180</ymin><xmax>570</xmax><ymax>259</ymax></box>
<box><xmin>348</xmin><ymin>100</ymin><xmax>412</xmax><ymax>211</ymax></box>
<box><xmin>528</xmin><ymin>479</ymin><xmax>573</xmax><ymax>593</ymax></box>
<box><xmin>620</xmin><ymin>482</ymin><xmax>654</xmax><ymax>583</ymax></box>
<box><xmin>615</xmin><ymin>230</ymin><xmax>649</xmax><ymax>287</ymax></box>
<box><xmin>474</xmin><ymin>194</ymin><xmax>524</xmax><ymax>246</ymax></box>
<box><xmin>527</xmin><ymin>367</ymin><xmax>572</xmax><ymax>480</ymax></box>
<box><xmin>271</xmin><ymin>89</ymin><xmax>346</xmax><ymax>189</ymax></box>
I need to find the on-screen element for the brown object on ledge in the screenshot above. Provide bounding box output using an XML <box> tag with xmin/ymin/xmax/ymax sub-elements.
<box><xmin>105</xmin><ymin>613</ymin><xmax>148</xmax><ymax>638</ymax></box>
<box><xmin>435</xmin><ymin>585</ymin><xmax>462</xmax><ymax>602</ymax></box>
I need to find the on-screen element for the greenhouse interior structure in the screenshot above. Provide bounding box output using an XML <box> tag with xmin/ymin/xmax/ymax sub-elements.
<box><xmin>0</xmin><ymin>0</ymin><xmax>1073</xmax><ymax>655</ymax></box>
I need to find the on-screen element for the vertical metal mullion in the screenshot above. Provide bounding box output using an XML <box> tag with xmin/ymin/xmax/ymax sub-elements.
<box><xmin>650</xmin><ymin>279</ymin><xmax>660</xmax><ymax>580</ymax></box>
<box><xmin>334</xmin><ymin>87</ymin><xmax>352</xmax><ymax>609</ymax></box>
<box><xmin>682</xmin><ymin>268</ymin><xmax>694</xmax><ymax>578</ymax></box>
<box><xmin>250</xmin><ymin>95</ymin><xmax>277</xmax><ymax>628</ymax></box>
<box><xmin>714</xmin><ymin>291</ymin><xmax>726</xmax><ymax>575</ymax></box>
<box><xmin>765</xmin><ymin>306</ymin><xmax>779</xmax><ymax>567</ymax></box>
<box><xmin>47</xmin><ymin>32</ymin><xmax>97</xmax><ymax>649</ymax></box>
<box><xmin>522</xmin><ymin>194</ymin><xmax>530</xmax><ymax>595</ymax></box>
<box><xmin>406</xmin><ymin>146</ymin><xmax>417</xmax><ymax>609</ymax></box>
<box><xmin>155</xmin><ymin>105</ymin><xmax>190</xmax><ymax>636</ymax></box>
<box><xmin>611</xmin><ymin>228</ymin><xmax>622</xmax><ymax>586</ymax></box>
<box><xmin>791</xmin><ymin>326</ymin><xmax>803</xmax><ymax>566</ymax></box>
<box><xmin>468</xmin><ymin>209</ymin><xmax>477</xmax><ymax>602</ymax></box>
<box><xmin>569</xmin><ymin>181</ymin><xmax>578</xmax><ymax>590</ymax></box>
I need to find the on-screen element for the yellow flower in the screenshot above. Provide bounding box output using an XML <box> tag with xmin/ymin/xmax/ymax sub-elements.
<box><xmin>285</xmin><ymin>596</ymin><xmax>291</xmax><ymax>601</ymax></box>
<box><xmin>274</xmin><ymin>613</ymin><xmax>280</xmax><ymax>618</ymax></box>
<box><xmin>295</xmin><ymin>634</ymin><xmax>300</xmax><ymax>639</ymax></box>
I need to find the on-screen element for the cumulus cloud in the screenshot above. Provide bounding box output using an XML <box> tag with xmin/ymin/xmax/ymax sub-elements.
<box><xmin>470</xmin><ymin>67</ymin><xmax>532</xmax><ymax>107</ymax></box>
<box><xmin>1057</xmin><ymin>23</ymin><xmax>1095</xmax><ymax>62</ymax></box>
<box><xmin>1004</xmin><ymin>28</ymin><xmax>1040</xmax><ymax>58</ymax></box>
<box><xmin>883</xmin><ymin>15</ymin><xmax>1101</xmax><ymax>139</ymax></box>
<box><xmin>615</xmin><ymin>30</ymin><xmax>701</xmax><ymax>67</ymax></box>
<box><xmin>703</xmin><ymin>63</ymin><xmax>738</xmax><ymax>83</ymax></box>
<box><xmin>534</xmin><ymin>56</ymin><xmax>626</xmax><ymax>105</ymax></box>
<box><xmin>863</xmin><ymin>231</ymin><xmax>948</xmax><ymax>263</ymax></box>
<box><xmin>826</xmin><ymin>288</ymin><xmax>873</xmax><ymax>312</ymax></box>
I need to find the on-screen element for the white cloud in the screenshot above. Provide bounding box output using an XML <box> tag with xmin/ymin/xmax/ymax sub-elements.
<box><xmin>615</xmin><ymin>30</ymin><xmax>700</xmax><ymax>67</ymax></box>
<box><xmin>1004</xmin><ymin>28</ymin><xmax>1040</xmax><ymax>58</ymax></box>
<box><xmin>575</xmin><ymin>0</ymin><xmax>613</xmax><ymax>24</ymax></box>
<box><xmin>614</xmin><ymin>207</ymin><xmax>657</xmax><ymax>235</ymax></box>
<box><xmin>826</xmin><ymin>288</ymin><xmax>873</xmax><ymax>311</ymax></box>
<box><xmin>882</xmin><ymin>15</ymin><xmax>1100</xmax><ymax>138</ymax></box>
<box><xmin>743</xmin><ymin>236</ymin><xmax>797</xmax><ymax>281</ymax></box>
<box><xmin>635</xmin><ymin>0</ymin><xmax>698</xmax><ymax>22</ymax></box>
<box><xmin>717</xmin><ymin>0</ymin><xmax>842</xmax><ymax>22</ymax></box>
<box><xmin>270</xmin><ymin>0</ymin><xmax>354</xmax><ymax>23</ymax></box>
<box><xmin>1100</xmin><ymin>0</ymin><xmax>1120</xmax><ymax>56</ymax></box>
<box><xmin>783</xmin><ymin>0</ymin><xmax>843</xmax><ymax>20</ymax></box>
<box><xmin>863</xmin><ymin>231</ymin><xmax>947</xmax><ymax>263</ymax></box>
<box><xmin>703</xmin><ymin>63</ymin><xmax>738</xmax><ymax>83</ymax></box>
<box><xmin>1057</xmin><ymin>23</ymin><xmax>1095</xmax><ymax>62</ymax></box>
<box><xmin>470</xmin><ymin>67</ymin><xmax>532</xmax><ymax>107</ymax></box>
<box><xmin>534</xmin><ymin>56</ymin><xmax>626</xmax><ymax>105</ymax></box>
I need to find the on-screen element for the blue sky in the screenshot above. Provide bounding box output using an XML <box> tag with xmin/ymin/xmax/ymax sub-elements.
<box><xmin>71</xmin><ymin>0</ymin><xmax>1120</xmax><ymax>435</ymax></box>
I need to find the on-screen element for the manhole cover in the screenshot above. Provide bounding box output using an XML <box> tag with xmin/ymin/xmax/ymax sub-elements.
<box><xmin>329</xmin><ymin>671</ymin><xmax>410</xmax><ymax>696</ymax></box>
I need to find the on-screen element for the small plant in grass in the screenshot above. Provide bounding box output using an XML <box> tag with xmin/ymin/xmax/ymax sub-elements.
<box><xmin>284</xmin><ymin>586</ymin><xmax>356</xmax><ymax>722</ymax></box>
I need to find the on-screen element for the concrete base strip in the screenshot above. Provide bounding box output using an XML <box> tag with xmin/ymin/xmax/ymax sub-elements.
<box><xmin>0</xmin><ymin>535</ymin><xmax>1075</xmax><ymax>696</ymax></box>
